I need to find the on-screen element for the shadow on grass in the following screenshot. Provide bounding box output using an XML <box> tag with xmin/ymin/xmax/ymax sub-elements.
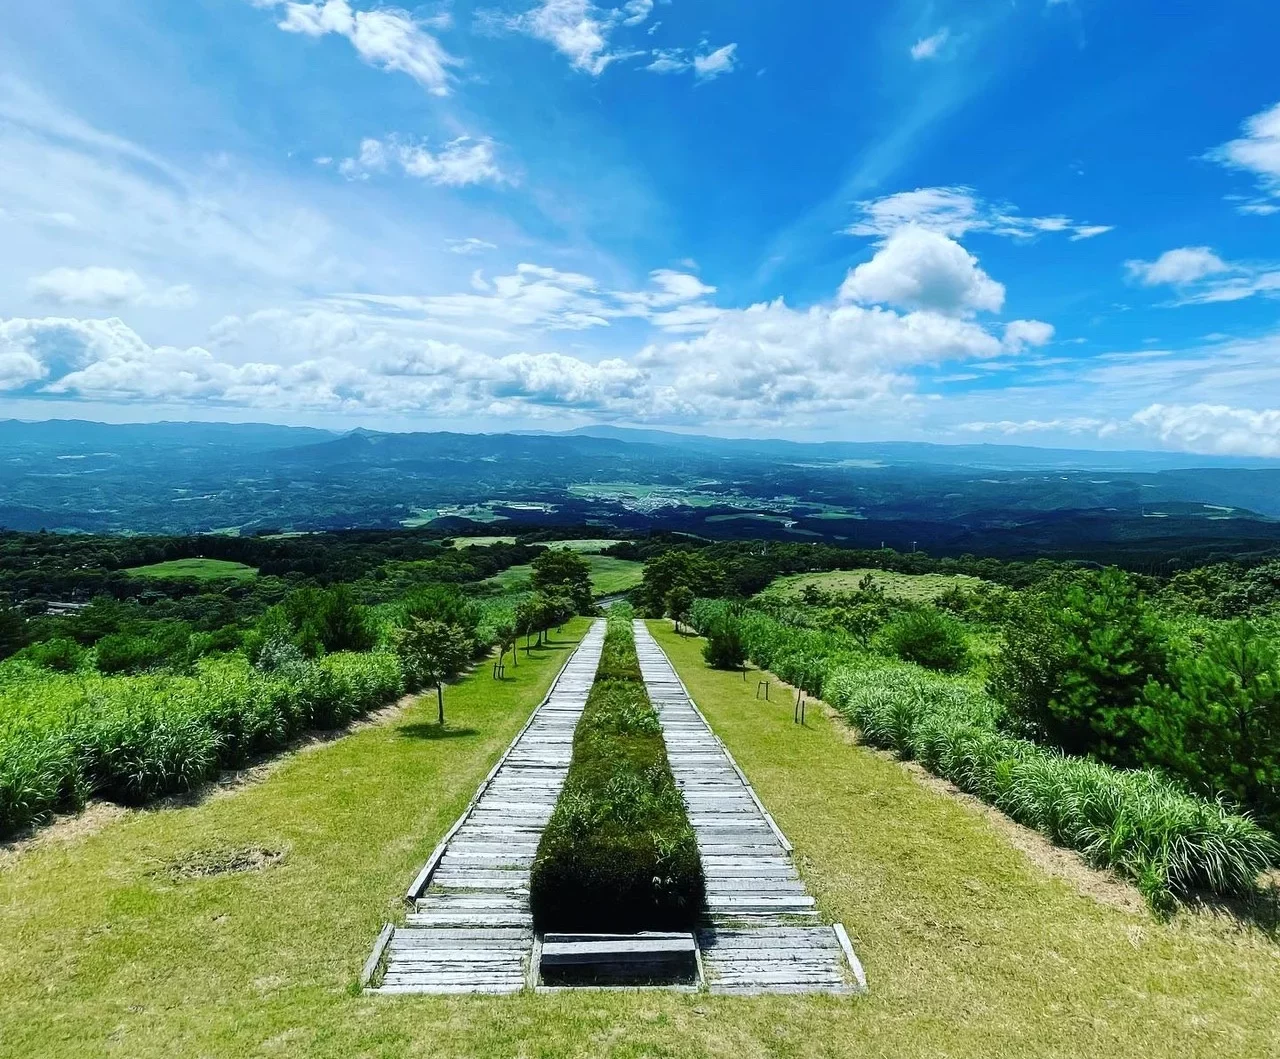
<box><xmin>396</xmin><ymin>724</ymin><xmax>479</xmax><ymax>741</ymax></box>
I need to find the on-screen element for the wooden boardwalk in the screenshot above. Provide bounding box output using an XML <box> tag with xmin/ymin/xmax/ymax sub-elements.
<box><xmin>633</xmin><ymin>620</ymin><xmax>866</xmax><ymax>996</ymax></box>
<box><xmin>369</xmin><ymin>620</ymin><xmax>606</xmax><ymax>994</ymax></box>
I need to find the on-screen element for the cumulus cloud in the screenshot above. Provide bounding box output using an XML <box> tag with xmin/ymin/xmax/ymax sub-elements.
<box><xmin>1125</xmin><ymin>247</ymin><xmax>1229</xmax><ymax>286</ymax></box>
<box><xmin>910</xmin><ymin>29</ymin><xmax>950</xmax><ymax>61</ymax></box>
<box><xmin>3</xmin><ymin>241</ymin><xmax>1042</xmax><ymax>426</ymax></box>
<box><xmin>839</xmin><ymin>226</ymin><xmax>1005</xmax><ymax>316</ymax></box>
<box><xmin>1002</xmin><ymin>319</ymin><xmax>1055</xmax><ymax>352</ymax></box>
<box><xmin>253</xmin><ymin>0</ymin><xmax>459</xmax><ymax>95</ymax></box>
<box><xmin>337</xmin><ymin>136</ymin><xmax>509</xmax><ymax>186</ymax></box>
<box><xmin>1132</xmin><ymin>402</ymin><xmax>1280</xmax><ymax>457</ymax></box>
<box><xmin>27</xmin><ymin>266</ymin><xmax>196</xmax><ymax>309</ymax></box>
<box><xmin>1206</xmin><ymin>100</ymin><xmax>1280</xmax><ymax>213</ymax></box>
<box><xmin>847</xmin><ymin>186</ymin><xmax>1112</xmax><ymax>242</ymax></box>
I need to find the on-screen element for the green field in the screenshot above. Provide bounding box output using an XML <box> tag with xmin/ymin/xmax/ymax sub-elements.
<box><xmin>484</xmin><ymin>554</ymin><xmax>644</xmax><ymax>595</ymax></box>
<box><xmin>451</xmin><ymin>535</ymin><xmax>518</xmax><ymax>549</ymax></box>
<box><xmin>124</xmin><ymin>558</ymin><xmax>258</xmax><ymax>581</ymax></box>
<box><xmin>765</xmin><ymin>567</ymin><xmax>987</xmax><ymax>601</ymax></box>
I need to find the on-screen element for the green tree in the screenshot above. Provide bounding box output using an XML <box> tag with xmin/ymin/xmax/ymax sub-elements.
<box><xmin>703</xmin><ymin>616</ymin><xmax>746</xmax><ymax>671</ymax></box>
<box><xmin>0</xmin><ymin>598</ymin><xmax>27</xmax><ymax>661</ymax></box>
<box><xmin>879</xmin><ymin>606</ymin><xmax>970</xmax><ymax>672</ymax></box>
<box><xmin>665</xmin><ymin>585</ymin><xmax>695</xmax><ymax>634</ymax></box>
<box><xmin>494</xmin><ymin>619</ymin><xmax>517</xmax><ymax>669</ymax></box>
<box><xmin>1142</xmin><ymin>620</ymin><xmax>1280</xmax><ymax>826</ymax></box>
<box><xmin>531</xmin><ymin>549</ymin><xmax>594</xmax><ymax>613</ymax></box>
<box><xmin>393</xmin><ymin>618</ymin><xmax>471</xmax><ymax>724</ymax></box>
<box><xmin>990</xmin><ymin>568</ymin><xmax>1170</xmax><ymax>764</ymax></box>
<box><xmin>639</xmin><ymin>550</ymin><xmax>727</xmax><ymax>615</ymax></box>
<box><xmin>283</xmin><ymin>585</ymin><xmax>375</xmax><ymax>656</ymax></box>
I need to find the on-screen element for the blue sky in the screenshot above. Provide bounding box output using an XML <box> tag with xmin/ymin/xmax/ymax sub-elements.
<box><xmin>1</xmin><ymin>1</ymin><xmax>1279</xmax><ymax>454</ymax></box>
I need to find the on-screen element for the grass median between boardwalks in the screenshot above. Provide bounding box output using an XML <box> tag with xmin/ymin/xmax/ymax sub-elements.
<box><xmin>530</xmin><ymin>606</ymin><xmax>703</xmax><ymax>932</ymax></box>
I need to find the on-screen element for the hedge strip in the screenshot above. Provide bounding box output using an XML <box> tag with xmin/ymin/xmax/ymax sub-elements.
<box><xmin>530</xmin><ymin>607</ymin><xmax>704</xmax><ymax>932</ymax></box>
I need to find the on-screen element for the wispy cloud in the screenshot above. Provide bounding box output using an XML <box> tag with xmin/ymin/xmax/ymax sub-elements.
<box><xmin>910</xmin><ymin>29</ymin><xmax>950</xmax><ymax>61</ymax></box>
<box><xmin>1206</xmin><ymin>100</ymin><xmax>1280</xmax><ymax>213</ymax></box>
<box><xmin>847</xmin><ymin>186</ymin><xmax>1112</xmax><ymax>242</ymax></box>
<box><xmin>1125</xmin><ymin>246</ymin><xmax>1280</xmax><ymax>305</ymax></box>
<box><xmin>446</xmin><ymin>238</ymin><xmax>498</xmax><ymax>255</ymax></box>
<box><xmin>251</xmin><ymin>1</ymin><xmax>459</xmax><ymax>95</ymax></box>
<box><xmin>336</xmin><ymin>136</ymin><xmax>510</xmax><ymax>187</ymax></box>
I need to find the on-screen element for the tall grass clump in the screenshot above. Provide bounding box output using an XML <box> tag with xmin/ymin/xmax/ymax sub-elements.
<box><xmin>0</xmin><ymin>648</ymin><xmax>405</xmax><ymax>837</ymax></box>
<box><xmin>530</xmin><ymin>605</ymin><xmax>704</xmax><ymax>932</ymax></box>
<box><xmin>826</xmin><ymin>663</ymin><xmax>1278</xmax><ymax>913</ymax></box>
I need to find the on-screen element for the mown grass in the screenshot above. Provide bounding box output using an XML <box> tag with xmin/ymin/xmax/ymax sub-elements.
<box><xmin>4</xmin><ymin>616</ymin><xmax>1277</xmax><ymax>1058</ymax></box>
<box><xmin>647</xmin><ymin>620</ymin><xmax>1280</xmax><ymax>1057</ymax></box>
<box><xmin>764</xmin><ymin>568</ymin><xmax>987</xmax><ymax>602</ymax></box>
<box><xmin>124</xmin><ymin>558</ymin><xmax>258</xmax><ymax>581</ymax></box>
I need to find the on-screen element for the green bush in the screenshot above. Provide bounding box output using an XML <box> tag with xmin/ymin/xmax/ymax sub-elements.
<box><xmin>530</xmin><ymin>610</ymin><xmax>703</xmax><ymax>932</ymax></box>
<box><xmin>826</xmin><ymin>663</ymin><xmax>1277</xmax><ymax>911</ymax></box>
<box><xmin>989</xmin><ymin>568</ymin><xmax>1170</xmax><ymax>764</ymax></box>
<box><xmin>0</xmin><ymin>647</ymin><xmax>406</xmax><ymax>837</ymax></box>
<box><xmin>702</xmin><ymin>616</ymin><xmax>747</xmax><ymax>670</ymax></box>
<box><xmin>878</xmin><ymin>606</ymin><xmax>970</xmax><ymax>672</ymax></box>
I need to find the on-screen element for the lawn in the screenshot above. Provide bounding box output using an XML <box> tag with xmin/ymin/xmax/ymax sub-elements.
<box><xmin>124</xmin><ymin>558</ymin><xmax>258</xmax><ymax>581</ymax></box>
<box><xmin>765</xmin><ymin>567</ymin><xmax>987</xmax><ymax>601</ymax></box>
<box><xmin>484</xmin><ymin>555</ymin><xmax>644</xmax><ymax>596</ymax></box>
<box><xmin>5</xmin><ymin>617</ymin><xmax>1275</xmax><ymax>1058</ymax></box>
<box><xmin>644</xmin><ymin>620</ymin><xmax>1280</xmax><ymax>1058</ymax></box>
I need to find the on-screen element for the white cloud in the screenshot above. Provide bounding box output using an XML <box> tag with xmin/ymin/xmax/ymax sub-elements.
<box><xmin>446</xmin><ymin>237</ymin><xmax>498</xmax><ymax>255</ymax></box>
<box><xmin>693</xmin><ymin>43</ymin><xmax>738</xmax><ymax>81</ymax></box>
<box><xmin>847</xmin><ymin>186</ymin><xmax>1112</xmax><ymax>242</ymax></box>
<box><xmin>839</xmin><ymin>226</ymin><xmax>1005</xmax><ymax>316</ymax></box>
<box><xmin>1125</xmin><ymin>247</ymin><xmax>1229</xmax><ymax>286</ymax></box>
<box><xmin>255</xmin><ymin>0</ymin><xmax>459</xmax><ymax>95</ymax></box>
<box><xmin>3</xmin><ymin>241</ymin><xmax>1039</xmax><ymax>426</ymax></box>
<box><xmin>959</xmin><ymin>417</ymin><xmax>1113</xmax><ymax>436</ymax></box>
<box><xmin>1207</xmin><ymin>100</ymin><xmax>1280</xmax><ymax>213</ymax></box>
<box><xmin>504</xmin><ymin>0</ymin><xmax>626</xmax><ymax>76</ymax></box>
<box><xmin>1002</xmin><ymin>319</ymin><xmax>1055</xmax><ymax>352</ymax></box>
<box><xmin>1123</xmin><ymin>246</ymin><xmax>1280</xmax><ymax>306</ymax></box>
<box><xmin>338</xmin><ymin>136</ymin><xmax>509</xmax><ymax>186</ymax></box>
<box><xmin>645</xmin><ymin>42</ymin><xmax>739</xmax><ymax>80</ymax></box>
<box><xmin>620</xmin><ymin>0</ymin><xmax>652</xmax><ymax>27</ymax></box>
<box><xmin>1132</xmin><ymin>402</ymin><xmax>1280</xmax><ymax>457</ymax></box>
<box><xmin>27</xmin><ymin>266</ymin><xmax>196</xmax><ymax>309</ymax></box>
<box><xmin>911</xmin><ymin>29</ymin><xmax>950</xmax><ymax>61</ymax></box>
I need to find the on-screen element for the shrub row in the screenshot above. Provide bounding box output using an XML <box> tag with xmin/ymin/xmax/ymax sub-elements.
<box><xmin>530</xmin><ymin>607</ymin><xmax>704</xmax><ymax>932</ymax></box>
<box><xmin>690</xmin><ymin>598</ymin><xmax>1278</xmax><ymax>913</ymax></box>
<box><xmin>0</xmin><ymin>649</ymin><xmax>404</xmax><ymax>837</ymax></box>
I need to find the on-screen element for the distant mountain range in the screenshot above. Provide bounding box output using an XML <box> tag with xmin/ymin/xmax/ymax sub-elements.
<box><xmin>2</xmin><ymin>417</ymin><xmax>1280</xmax><ymax>564</ymax></box>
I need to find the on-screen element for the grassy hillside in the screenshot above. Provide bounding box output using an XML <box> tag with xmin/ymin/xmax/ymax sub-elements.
<box><xmin>124</xmin><ymin>558</ymin><xmax>258</xmax><ymax>581</ymax></box>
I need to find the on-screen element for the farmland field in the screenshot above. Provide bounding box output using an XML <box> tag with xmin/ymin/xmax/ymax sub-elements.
<box><xmin>764</xmin><ymin>567</ymin><xmax>987</xmax><ymax>601</ymax></box>
<box><xmin>124</xmin><ymin>558</ymin><xmax>258</xmax><ymax>581</ymax></box>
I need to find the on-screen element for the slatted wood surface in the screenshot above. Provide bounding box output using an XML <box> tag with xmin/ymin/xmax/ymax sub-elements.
<box><xmin>370</xmin><ymin>620</ymin><xmax>606</xmax><ymax>994</ymax></box>
<box><xmin>632</xmin><ymin>620</ymin><xmax>865</xmax><ymax>996</ymax></box>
